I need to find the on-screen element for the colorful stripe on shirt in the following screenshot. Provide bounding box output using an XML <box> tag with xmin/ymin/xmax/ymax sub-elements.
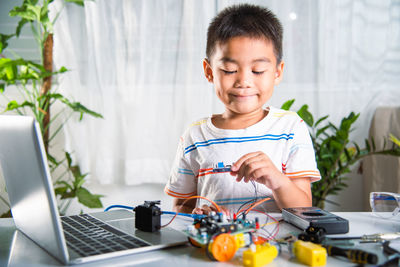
<box><xmin>178</xmin><ymin>168</ymin><xmax>195</xmax><ymax>176</ymax></box>
<box><xmin>164</xmin><ymin>187</ymin><xmax>196</xmax><ymax>198</ymax></box>
<box><xmin>197</xmin><ymin>167</ymin><xmax>232</xmax><ymax>178</ymax></box>
<box><xmin>184</xmin><ymin>133</ymin><xmax>294</xmax><ymax>154</ymax></box>
<box><xmin>284</xmin><ymin>170</ymin><xmax>321</xmax><ymax>179</ymax></box>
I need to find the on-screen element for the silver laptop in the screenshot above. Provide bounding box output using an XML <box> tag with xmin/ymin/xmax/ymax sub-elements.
<box><xmin>0</xmin><ymin>115</ymin><xmax>187</xmax><ymax>265</ymax></box>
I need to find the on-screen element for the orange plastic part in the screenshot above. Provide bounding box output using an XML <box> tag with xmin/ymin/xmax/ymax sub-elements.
<box><xmin>209</xmin><ymin>233</ymin><xmax>237</xmax><ymax>262</ymax></box>
<box><xmin>188</xmin><ymin>237</ymin><xmax>204</xmax><ymax>248</ymax></box>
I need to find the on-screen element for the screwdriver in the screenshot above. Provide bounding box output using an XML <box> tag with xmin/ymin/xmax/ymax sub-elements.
<box><xmin>323</xmin><ymin>245</ymin><xmax>378</xmax><ymax>265</ymax></box>
<box><xmin>329</xmin><ymin>232</ymin><xmax>400</xmax><ymax>243</ymax></box>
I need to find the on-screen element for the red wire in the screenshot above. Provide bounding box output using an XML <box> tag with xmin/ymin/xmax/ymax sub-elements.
<box><xmin>161</xmin><ymin>212</ymin><xmax>178</xmax><ymax>228</ymax></box>
<box><xmin>250</xmin><ymin>209</ymin><xmax>280</xmax><ymax>240</ymax></box>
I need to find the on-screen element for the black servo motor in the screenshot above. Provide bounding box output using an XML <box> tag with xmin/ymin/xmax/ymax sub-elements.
<box><xmin>134</xmin><ymin>200</ymin><xmax>161</xmax><ymax>232</ymax></box>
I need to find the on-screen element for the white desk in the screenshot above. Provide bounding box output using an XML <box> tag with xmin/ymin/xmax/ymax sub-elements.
<box><xmin>0</xmin><ymin>211</ymin><xmax>399</xmax><ymax>267</ymax></box>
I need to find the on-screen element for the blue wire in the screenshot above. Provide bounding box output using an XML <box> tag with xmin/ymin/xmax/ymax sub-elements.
<box><xmin>104</xmin><ymin>205</ymin><xmax>134</xmax><ymax>212</ymax></box>
<box><xmin>161</xmin><ymin>211</ymin><xmax>207</xmax><ymax>220</ymax></box>
<box><xmin>104</xmin><ymin>204</ymin><xmax>208</xmax><ymax>220</ymax></box>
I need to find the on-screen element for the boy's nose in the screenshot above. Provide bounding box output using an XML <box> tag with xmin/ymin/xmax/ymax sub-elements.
<box><xmin>234</xmin><ymin>71</ymin><xmax>251</xmax><ymax>88</ymax></box>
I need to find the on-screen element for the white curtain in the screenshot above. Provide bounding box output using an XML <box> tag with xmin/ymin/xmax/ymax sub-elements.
<box><xmin>52</xmin><ymin>0</ymin><xmax>400</xmax><ymax>185</ymax></box>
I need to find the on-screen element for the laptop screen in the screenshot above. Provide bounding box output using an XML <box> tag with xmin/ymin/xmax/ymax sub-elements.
<box><xmin>0</xmin><ymin>115</ymin><xmax>69</xmax><ymax>263</ymax></box>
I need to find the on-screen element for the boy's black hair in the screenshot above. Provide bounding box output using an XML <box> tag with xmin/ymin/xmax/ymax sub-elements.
<box><xmin>206</xmin><ymin>4</ymin><xmax>283</xmax><ymax>64</ymax></box>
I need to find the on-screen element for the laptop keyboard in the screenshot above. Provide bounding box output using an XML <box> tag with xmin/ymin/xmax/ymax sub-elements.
<box><xmin>61</xmin><ymin>214</ymin><xmax>150</xmax><ymax>257</ymax></box>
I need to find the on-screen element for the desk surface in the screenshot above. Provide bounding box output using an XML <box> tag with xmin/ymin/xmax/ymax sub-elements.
<box><xmin>1</xmin><ymin>211</ymin><xmax>399</xmax><ymax>267</ymax></box>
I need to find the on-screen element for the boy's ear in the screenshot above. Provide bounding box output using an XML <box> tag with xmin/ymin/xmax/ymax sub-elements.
<box><xmin>203</xmin><ymin>58</ymin><xmax>214</xmax><ymax>83</ymax></box>
<box><xmin>274</xmin><ymin>61</ymin><xmax>285</xmax><ymax>85</ymax></box>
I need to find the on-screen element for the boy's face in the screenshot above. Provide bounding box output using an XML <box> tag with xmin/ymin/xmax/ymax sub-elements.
<box><xmin>204</xmin><ymin>36</ymin><xmax>284</xmax><ymax>117</ymax></box>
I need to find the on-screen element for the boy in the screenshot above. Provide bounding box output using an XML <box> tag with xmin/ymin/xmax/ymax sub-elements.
<box><xmin>165</xmin><ymin>4</ymin><xmax>320</xmax><ymax>214</ymax></box>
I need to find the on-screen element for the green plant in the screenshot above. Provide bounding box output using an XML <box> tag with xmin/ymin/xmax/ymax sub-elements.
<box><xmin>390</xmin><ymin>134</ymin><xmax>400</xmax><ymax>147</ymax></box>
<box><xmin>0</xmin><ymin>0</ymin><xmax>103</xmax><ymax>217</ymax></box>
<box><xmin>281</xmin><ymin>100</ymin><xmax>400</xmax><ymax>209</ymax></box>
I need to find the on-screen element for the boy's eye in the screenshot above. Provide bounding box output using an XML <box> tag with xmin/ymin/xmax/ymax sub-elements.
<box><xmin>221</xmin><ymin>69</ymin><xmax>237</xmax><ymax>74</ymax></box>
<box><xmin>252</xmin><ymin>71</ymin><xmax>265</xmax><ymax>75</ymax></box>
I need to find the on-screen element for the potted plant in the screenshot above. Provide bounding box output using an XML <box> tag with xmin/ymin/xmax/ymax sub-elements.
<box><xmin>281</xmin><ymin>100</ymin><xmax>400</xmax><ymax>209</ymax></box>
<box><xmin>0</xmin><ymin>0</ymin><xmax>103</xmax><ymax>217</ymax></box>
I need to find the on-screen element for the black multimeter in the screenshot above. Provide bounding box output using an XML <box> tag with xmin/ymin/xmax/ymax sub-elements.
<box><xmin>282</xmin><ymin>207</ymin><xmax>349</xmax><ymax>234</ymax></box>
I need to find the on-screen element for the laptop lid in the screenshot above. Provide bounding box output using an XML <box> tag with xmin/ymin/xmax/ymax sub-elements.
<box><xmin>0</xmin><ymin>115</ymin><xmax>69</xmax><ymax>263</ymax></box>
<box><xmin>1</xmin><ymin>115</ymin><xmax>188</xmax><ymax>265</ymax></box>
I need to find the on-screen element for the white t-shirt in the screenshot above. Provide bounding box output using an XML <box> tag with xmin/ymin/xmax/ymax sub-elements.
<box><xmin>165</xmin><ymin>107</ymin><xmax>321</xmax><ymax>212</ymax></box>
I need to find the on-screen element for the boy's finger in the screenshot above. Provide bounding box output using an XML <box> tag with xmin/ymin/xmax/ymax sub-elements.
<box><xmin>201</xmin><ymin>204</ymin><xmax>213</xmax><ymax>215</ymax></box>
<box><xmin>192</xmin><ymin>207</ymin><xmax>203</xmax><ymax>215</ymax></box>
<box><xmin>232</xmin><ymin>152</ymin><xmax>259</xmax><ymax>171</ymax></box>
<box><xmin>236</xmin><ymin>154</ymin><xmax>262</xmax><ymax>181</ymax></box>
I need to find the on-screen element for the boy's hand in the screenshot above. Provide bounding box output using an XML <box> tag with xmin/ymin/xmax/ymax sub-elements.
<box><xmin>192</xmin><ymin>205</ymin><xmax>230</xmax><ymax>217</ymax></box>
<box><xmin>231</xmin><ymin>151</ymin><xmax>287</xmax><ymax>190</ymax></box>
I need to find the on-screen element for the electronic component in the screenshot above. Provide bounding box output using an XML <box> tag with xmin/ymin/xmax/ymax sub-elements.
<box><xmin>134</xmin><ymin>200</ymin><xmax>161</xmax><ymax>232</ymax></box>
<box><xmin>213</xmin><ymin>162</ymin><xmax>232</xmax><ymax>173</ymax></box>
<box><xmin>298</xmin><ymin>226</ymin><xmax>327</xmax><ymax>244</ymax></box>
<box><xmin>183</xmin><ymin>212</ymin><xmax>258</xmax><ymax>261</ymax></box>
<box><xmin>292</xmin><ymin>240</ymin><xmax>327</xmax><ymax>267</ymax></box>
<box><xmin>243</xmin><ymin>243</ymin><xmax>278</xmax><ymax>267</ymax></box>
<box><xmin>282</xmin><ymin>207</ymin><xmax>349</xmax><ymax>234</ymax></box>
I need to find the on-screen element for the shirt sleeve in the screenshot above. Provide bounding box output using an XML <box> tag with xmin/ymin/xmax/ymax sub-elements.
<box><xmin>164</xmin><ymin>136</ymin><xmax>197</xmax><ymax>198</ymax></box>
<box><xmin>283</xmin><ymin>118</ymin><xmax>321</xmax><ymax>183</ymax></box>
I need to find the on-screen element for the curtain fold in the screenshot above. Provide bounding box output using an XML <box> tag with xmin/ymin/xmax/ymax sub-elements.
<box><xmin>52</xmin><ymin>0</ymin><xmax>400</xmax><ymax>185</ymax></box>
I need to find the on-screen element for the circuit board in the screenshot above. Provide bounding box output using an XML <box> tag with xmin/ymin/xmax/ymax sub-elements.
<box><xmin>182</xmin><ymin>213</ymin><xmax>257</xmax><ymax>245</ymax></box>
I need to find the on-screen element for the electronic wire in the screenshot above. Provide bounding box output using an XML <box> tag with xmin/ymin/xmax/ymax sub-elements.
<box><xmin>162</xmin><ymin>195</ymin><xmax>222</xmax><ymax>227</ymax></box>
<box><xmin>250</xmin><ymin>209</ymin><xmax>280</xmax><ymax>240</ymax></box>
<box><xmin>236</xmin><ymin>197</ymin><xmax>271</xmax><ymax>216</ymax></box>
<box><xmin>181</xmin><ymin>195</ymin><xmax>222</xmax><ymax>213</ymax></box>
<box><xmin>104</xmin><ymin>204</ymin><xmax>206</xmax><ymax>229</ymax></box>
<box><xmin>104</xmin><ymin>205</ymin><xmax>134</xmax><ymax>211</ymax></box>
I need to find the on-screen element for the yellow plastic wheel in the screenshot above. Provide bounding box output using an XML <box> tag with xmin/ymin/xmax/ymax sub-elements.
<box><xmin>208</xmin><ymin>233</ymin><xmax>237</xmax><ymax>262</ymax></box>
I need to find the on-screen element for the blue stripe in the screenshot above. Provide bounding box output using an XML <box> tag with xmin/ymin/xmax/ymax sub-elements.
<box><xmin>184</xmin><ymin>133</ymin><xmax>293</xmax><ymax>154</ymax></box>
<box><xmin>178</xmin><ymin>168</ymin><xmax>194</xmax><ymax>176</ymax></box>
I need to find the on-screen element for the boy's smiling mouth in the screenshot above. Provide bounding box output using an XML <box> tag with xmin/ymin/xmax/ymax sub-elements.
<box><xmin>230</xmin><ymin>93</ymin><xmax>258</xmax><ymax>100</ymax></box>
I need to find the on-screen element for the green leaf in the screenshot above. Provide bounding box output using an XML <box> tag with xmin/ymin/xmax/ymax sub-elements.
<box><xmin>370</xmin><ymin>137</ymin><xmax>376</xmax><ymax>151</ymax></box>
<box><xmin>328</xmin><ymin>122</ymin><xmax>338</xmax><ymax>132</ymax></box>
<box><xmin>9</xmin><ymin>5</ymin><xmax>39</xmax><ymax>21</ymax></box>
<box><xmin>343</xmin><ymin>148</ymin><xmax>352</xmax><ymax>162</ymax></box>
<box><xmin>55</xmin><ymin>181</ymin><xmax>73</xmax><ymax>191</ymax></box>
<box><xmin>315</xmin><ymin>115</ymin><xmax>329</xmax><ymax>128</ymax></box>
<box><xmin>47</xmin><ymin>153</ymin><xmax>60</xmax><ymax>166</ymax></box>
<box><xmin>365</xmin><ymin>139</ymin><xmax>371</xmax><ymax>152</ymax></box>
<box><xmin>316</xmin><ymin>125</ymin><xmax>330</xmax><ymax>138</ymax></box>
<box><xmin>48</xmin><ymin>93</ymin><xmax>103</xmax><ymax>119</ymax></box>
<box><xmin>15</xmin><ymin>18</ymin><xmax>28</xmax><ymax>37</ymax></box>
<box><xmin>0</xmin><ymin>83</ymin><xmax>4</xmax><ymax>93</ymax></box>
<box><xmin>390</xmin><ymin>134</ymin><xmax>400</xmax><ymax>147</ymax></box>
<box><xmin>76</xmin><ymin>187</ymin><xmax>103</xmax><ymax>208</ymax></box>
<box><xmin>65</xmin><ymin>151</ymin><xmax>72</xmax><ymax>167</ymax></box>
<box><xmin>297</xmin><ymin>104</ymin><xmax>314</xmax><ymax>127</ymax></box>
<box><xmin>54</xmin><ymin>186</ymin><xmax>68</xmax><ymax>195</ymax></box>
<box><xmin>58</xmin><ymin>66</ymin><xmax>68</xmax><ymax>73</ymax></box>
<box><xmin>280</xmin><ymin>99</ymin><xmax>295</xmax><ymax>111</ymax></box>
<box><xmin>64</xmin><ymin>0</ymin><xmax>85</xmax><ymax>7</ymax></box>
<box><xmin>4</xmin><ymin>100</ymin><xmax>35</xmax><ymax>112</ymax></box>
<box><xmin>39</xmin><ymin>5</ymin><xmax>53</xmax><ymax>33</ymax></box>
<box><xmin>0</xmin><ymin>33</ymin><xmax>15</xmax><ymax>53</ymax></box>
<box><xmin>74</xmin><ymin>175</ymin><xmax>87</xmax><ymax>189</ymax></box>
<box><xmin>329</xmin><ymin>140</ymin><xmax>343</xmax><ymax>151</ymax></box>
